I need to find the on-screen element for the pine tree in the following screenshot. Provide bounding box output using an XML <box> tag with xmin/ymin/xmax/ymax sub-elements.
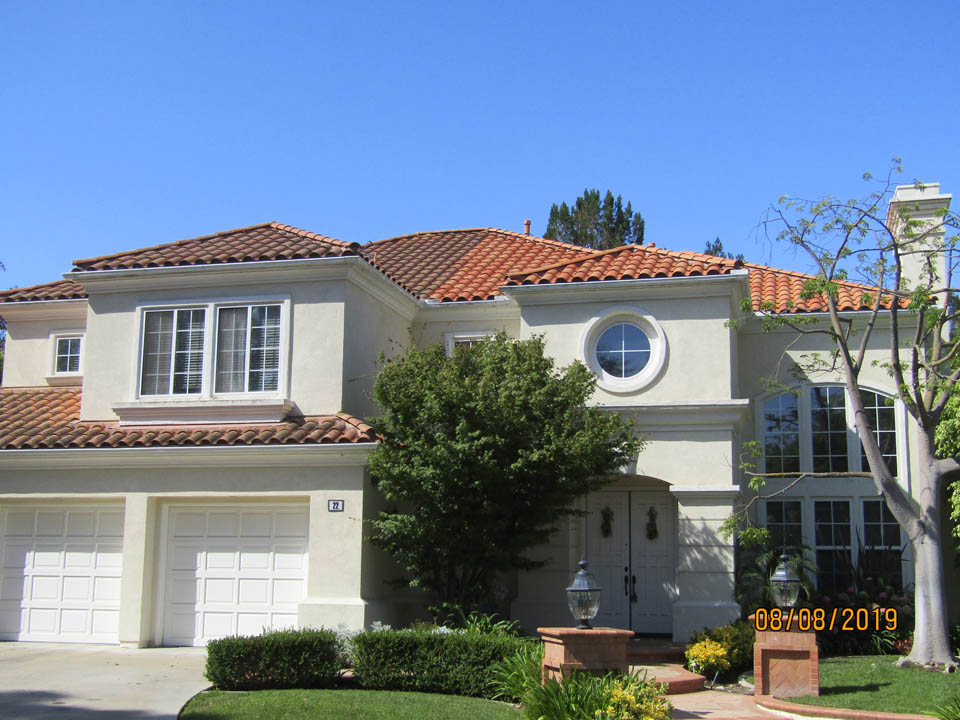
<box><xmin>544</xmin><ymin>189</ymin><xmax>645</xmax><ymax>249</ymax></box>
<box><xmin>704</xmin><ymin>237</ymin><xmax>744</xmax><ymax>261</ymax></box>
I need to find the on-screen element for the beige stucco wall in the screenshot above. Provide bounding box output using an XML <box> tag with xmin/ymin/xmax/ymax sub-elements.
<box><xmin>79</xmin><ymin>279</ymin><xmax>347</xmax><ymax>420</ymax></box>
<box><xmin>341</xmin><ymin>282</ymin><xmax>412</xmax><ymax>420</ymax></box>
<box><xmin>411</xmin><ymin>313</ymin><xmax>522</xmax><ymax>348</ymax></box>
<box><xmin>2</xmin><ymin>311</ymin><xmax>88</xmax><ymax>388</ymax></box>
<box><xmin>518</xmin><ymin>293</ymin><xmax>736</xmax><ymax>405</ymax></box>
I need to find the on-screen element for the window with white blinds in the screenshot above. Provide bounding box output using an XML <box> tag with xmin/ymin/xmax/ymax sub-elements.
<box><xmin>140</xmin><ymin>309</ymin><xmax>205</xmax><ymax>395</ymax></box>
<box><xmin>215</xmin><ymin>305</ymin><xmax>281</xmax><ymax>393</ymax></box>
<box><xmin>138</xmin><ymin>301</ymin><xmax>284</xmax><ymax>397</ymax></box>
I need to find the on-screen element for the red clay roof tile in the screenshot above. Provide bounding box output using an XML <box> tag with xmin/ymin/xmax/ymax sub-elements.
<box><xmin>0</xmin><ymin>387</ymin><xmax>376</xmax><ymax>449</ymax></box>
<box><xmin>71</xmin><ymin>222</ymin><xmax>360</xmax><ymax>272</ymax></box>
<box><xmin>0</xmin><ymin>279</ymin><xmax>88</xmax><ymax>303</ymax></box>
<box><xmin>503</xmin><ymin>243</ymin><xmax>901</xmax><ymax>314</ymax></box>
<box><xmin>363</xmin><ymin>228</ymin><xmax>595</xmax><ymax>301</ymax></box>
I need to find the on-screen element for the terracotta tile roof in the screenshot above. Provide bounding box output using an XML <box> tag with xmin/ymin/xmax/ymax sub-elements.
<box><xmin>363</xmin><ymin>228</ymin><xmax>595</xmax><ymax>301</ymax></box>
<box><xmin>504</xmin><ymin>244</ymin><xmax>742</xmax><ymax>285</ymax></box>
<box><xmin>744</xmin><ymin>263</ymin><xmax>903</xmax><ymax>314</ymax></box>
<box><xmin>502</xmin><ymin>242</ymin><xmax>902</xmax><ymax>314</ymax></box>
<box><xmin>0</xmin><ymin>279</ymin><xmax>88</xmax><ymax>303</ymax></box>
<box><xmin>71</xmin><ymin>222</ymin><xmax>361</xmax><ymax>272</ymax></box>
<box><xmin>0</xmin><ymin>387</ymin><xmax>376</xmax><ymax>449</ymax></box>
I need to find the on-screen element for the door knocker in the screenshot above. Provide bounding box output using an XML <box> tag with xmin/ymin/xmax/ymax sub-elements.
<box><xmin>600</xmin><ymin>506</ymin><xmax>614</xmax><ymax>538</ymax></box>
<box><xmin>646</xmin><ymin>506</ymin><xmax>658</xmax><ymax>540</ymax></box>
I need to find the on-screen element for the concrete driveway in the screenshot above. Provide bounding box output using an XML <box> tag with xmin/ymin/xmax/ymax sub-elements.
<box><xmin>0</xmin><ymin>642</ymin><xmax>209</xmax><ymax>719</ymax></box>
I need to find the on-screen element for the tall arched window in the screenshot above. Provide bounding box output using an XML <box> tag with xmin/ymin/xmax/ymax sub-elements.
<box><xmin>760</xmin><ymin>386</ymin><xmax>906</xmax><ymax>592</ymax></box>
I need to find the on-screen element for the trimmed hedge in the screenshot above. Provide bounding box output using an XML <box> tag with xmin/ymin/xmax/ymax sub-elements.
<box><xmin>205</xmin><ymin>628</ymin><xmax>343</xmax><ymax>690</ymax></box>
<box><xmin>351</xmin><ymin>629</ymin><xmax>532</xmax><ymax>697</ymax></box>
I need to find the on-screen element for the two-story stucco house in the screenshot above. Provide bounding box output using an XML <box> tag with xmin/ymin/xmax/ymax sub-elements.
<box><xmin>1</xmin><ymin>186</ymin><xmax>957</xmax><ymax>647</ymax></box>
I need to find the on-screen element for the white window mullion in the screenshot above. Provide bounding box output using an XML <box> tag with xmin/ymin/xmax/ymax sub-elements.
<box><xmin>167</xmin><ymin>310</ymin><xmax>178</xmax><ymax>395</ymax></box>
<box><xmin>243</xmin><ymin>308</ymin><xmax>253</xmax><ymax>393</ymax></box>
<box><xmin>202</xmin><ymin>305</ymin><xmax>216</xmax><ymax>399</ymax></box>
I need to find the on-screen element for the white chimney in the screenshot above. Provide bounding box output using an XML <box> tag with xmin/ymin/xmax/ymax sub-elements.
<box><xmin>886</xmin><ymin>183</ymin><xmax>952</xmax><ymax>291</ymax></box>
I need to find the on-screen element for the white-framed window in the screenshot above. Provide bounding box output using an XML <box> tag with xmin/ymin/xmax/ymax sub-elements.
<box><xmin>580</xmin><ymin>306</ymin><xmax>667</xmax><ymax>393</ymax></box>
<box><xmin>443</xmin><ymin>330</ymin><xmax>494</xmax><ymax>355</ymax></box>
<box><xmin>135</xmin><ymin>299</ymin><xmax>288</xmax><ymax>399</ymax></box>
<box><xmin>760</xmin><ymin>385</ymin><xmax>902</xmax><ymax>477</ymax></box>
<box><xmin>762</xmin><ymin>495</ymin><xmax>906</xmax><ymax>592</ymax></box>
<box><xmin>47</xmin><ymin>330</ymin><xmax>85</xmax><ymax>384</ymax></box>
<box><xmin>53</xmin><ymin>335</ymin><xmax>83</xmax><ymax>375</ymax></box>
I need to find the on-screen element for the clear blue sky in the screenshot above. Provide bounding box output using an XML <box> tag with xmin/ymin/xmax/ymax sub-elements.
<box><xmin>2</xmin><ymin>0</ymin><xmax>958</xmax><ymax>291</ymax></box>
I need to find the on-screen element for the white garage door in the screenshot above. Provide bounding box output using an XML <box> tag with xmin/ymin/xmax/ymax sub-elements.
<box><xmin>161</xmin><ymin>505</ymin><xmax>308</xmax><ymax>647</ymax></box>
<box><xmin>0</xmin><ymin>505</ymin><xmax>124</xmax><ymax>643</ymax></box>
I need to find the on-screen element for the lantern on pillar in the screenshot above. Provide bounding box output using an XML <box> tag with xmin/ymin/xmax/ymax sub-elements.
<box><xmin>566</xmin><ymin>560</ymin><xmax>602</xmax><ymax>629</ymax></box>
<box><xmin>770</xmin><ymin>554</ymin><xmax>801</xmax><ymax>607</ymax></box>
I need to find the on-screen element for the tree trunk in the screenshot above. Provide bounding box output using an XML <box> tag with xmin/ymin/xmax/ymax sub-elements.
<box><xmin>899</xmin><ymin>445</ymin><xmax>957</xmax><ymax>668</ymax></box>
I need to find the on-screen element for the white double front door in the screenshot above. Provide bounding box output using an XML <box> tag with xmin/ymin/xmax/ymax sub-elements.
<box><xmin>585</xmin><ymin>490</ymin><xmax>677</xmax><ymax>634</ymax></box>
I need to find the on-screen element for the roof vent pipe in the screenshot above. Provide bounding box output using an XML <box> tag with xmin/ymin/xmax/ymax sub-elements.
<box><xmin>524</xmin><ymin>220</ymin><xmax>531</xmax><ymax>236</ymax></box>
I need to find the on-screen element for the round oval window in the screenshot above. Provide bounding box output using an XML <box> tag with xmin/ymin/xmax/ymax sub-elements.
<box><xmin>595</xmin><ymin>323</ymin><xmax>651</xmax><ymax>378</ymax></box>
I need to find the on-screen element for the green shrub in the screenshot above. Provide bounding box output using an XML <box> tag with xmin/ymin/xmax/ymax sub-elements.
<box><xmin>205</xmin><ymin>627</ymin><xmax>344</xmax><ymax>690</ymax></box>
<box><xmin>351</xmin><ymin>628</ymin><xmax>530</xmax><ymax>697</ymax></box>
<box><xmin>520</xmin><ymin>670</ymin><xmax>670</xmax><ymax>720</ymax></box>
<box><xmin>490</xmin><ymin>641</ymin><xmax>544</xmax><ymax>703</ymax></box>
<box><xmin>689</xmin><ymin>619</ymin><xmax>754</xmax><ymax>675</ymax></box>
<box><xmin>684</xmin><ymin>639</ymin><xmax>729</xmax><ymax>680</ymax></box>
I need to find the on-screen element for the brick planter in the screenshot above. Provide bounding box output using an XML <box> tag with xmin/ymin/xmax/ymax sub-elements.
<box><xmin>537</xmin><ymin>627</ymin><xmax>634</xmax><ymax>683</ymax></box>
<box><xmin>752</xmin><ymin>619</ymin><xmax>819</xmax><ymax>698</ymax></box>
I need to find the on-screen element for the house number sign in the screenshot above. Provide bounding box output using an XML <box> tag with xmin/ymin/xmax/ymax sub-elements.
<box><xmin>328</xmin><ymin>500</ymin><xmax>344</xmax><ymax>512</ymax></box>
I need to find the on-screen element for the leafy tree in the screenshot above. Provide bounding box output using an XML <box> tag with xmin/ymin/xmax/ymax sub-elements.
<box><xmin>544</xmin><ymin>189</ymin><xmax>645</xmax><ymax>249</ymax></box>
<box><xmin>704</xmin><ymin>237</ymin><xmax>744</xmax><ymax>261</ymax></box>
<box><xmin>725</xmin><ymin>161</ymin><xmax>960</xmax><ymax>668</ymax></box>
<box><xmin>934</xmin><ymin>379</ymin><xmax>960</xmax><ymax>554</ymax></box>
<box><xmin>367</xmin><ymin>333</ymin><xmax>643</xmax><ymax>609</ymax></box>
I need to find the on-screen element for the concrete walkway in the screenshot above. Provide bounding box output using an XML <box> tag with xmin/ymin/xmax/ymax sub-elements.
<box><xmin>670</xmin><ymin>688</ymin><xmax>779</xmax><ymax>720</ymax></box>
<box><xmin>0</xmin><ymin>642</ymin><xmax>209</xmax><ymax>719</ymax></box>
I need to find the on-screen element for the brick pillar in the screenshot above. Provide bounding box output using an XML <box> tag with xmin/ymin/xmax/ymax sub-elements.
<box><xmin>752</xmin><ymin>616</ymin><xmax>819</xmax><ymax>698</ymax></box>
<box><xmin>538</xmin><ymin>627</ymin><xmax>634</xmax><ymax>683</ymax></box>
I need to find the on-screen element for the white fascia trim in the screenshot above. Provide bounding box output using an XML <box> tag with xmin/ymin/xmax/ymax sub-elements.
<box><xmin>669</xmin><ymin>485</ymin><xmax>741</xmax><ymax>498</ymax></box>
<box><xmin>0</xmin><ymin>442</ymin><xmax>377</xmax><ymax>469</ymax></box>
<box><xmin>500</xmin><ymin>272</ymin><xmax>747</xmax><ymax>306</ymax></box>
<box><xmin>417</xmin><ymin>296</ymin><xmax>520</xmax><ymax>321</ymax></box>
<box><xmin>741</xmin><ymin>309</ymin><xmax>916</xmax><ymax>335</ymax></box>
<box><xmin>605</xmin><ymin>399</ymin><xmax>750</xmax><ymax>428</ymax></box>
<box><xmin>63</xmin><ymin>256</ymin><xmax>362</xmax><ymax>293</ymax></box>
<box><xmin>0</xmin><ymin>298</ymin><xmax>88</xmax><ymax>322</ymax></box>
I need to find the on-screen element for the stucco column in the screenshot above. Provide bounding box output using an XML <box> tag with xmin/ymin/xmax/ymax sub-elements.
<box><xmin>669</xmin><ymin>486</ymin><xmax>740</xmax><ymax>642</ymax></box>
<box><xmin>118</xmin><ymin>494</ymin><xmax>158</xmax><ymax>647</ymax></box>
<box><xmin>299</xmin><ymin>476</ymin><xmax>368</xmax><ymax>631</ymax></box>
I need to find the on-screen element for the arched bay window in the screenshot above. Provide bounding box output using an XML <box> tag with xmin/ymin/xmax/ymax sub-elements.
<box><xmin>760</xmin><ymin>386</ymin><xmax>905</xmax><ymax>592</ymax></box>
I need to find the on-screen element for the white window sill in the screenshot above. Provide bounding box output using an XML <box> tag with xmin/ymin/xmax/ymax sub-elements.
<box><xmin>46</xmin><ymin>374</ymin><xmax>83</xmax><ymax>387</ymax></box>
<box><xmin>113</xmin><ymin>398</ymin><xmax>296</xmax><ymax>425</ymax></box>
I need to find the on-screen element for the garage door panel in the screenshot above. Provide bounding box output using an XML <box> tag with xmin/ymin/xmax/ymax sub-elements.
<box><xmin>275</xmin><ymin>511</ymin><xmax>307</xmax><ymax>537</ymax></box>
<box><xmin>67</xmin><ymin>512</ymin><xmax>97</xmax><ymax>537</ymax></box>
<box><xmin>36</xmin><ymin>512</ymin><xmax>67</xmax><ymax>537</ymax></box>
<box><xmin>97</xmin><ymin>513</ymin><xmax>124</xmax><ymax>538</ymax></box>
<box><xmin>241</xmin><ymin>513</ymin><xmax>273</xmax><ymax>537</ymax></box>
<box><xmin>96</xmin><ymin>545</ymin><xmax>123</xmax><ymax>569</ymax></box>
<box><xmin>63</xmin><ymin>576</ymin><xmax>92</xmax><ymax>601</ymax></box>
<box><xmin>3</xmin><ymin>544</ymin><xmax>30</xmax><ymax>569</ymax></box>
<box><xmin>205</xmin><ymin>549</ymin><xmax>237</xmax><ymax>570</ymax></box>
<box><xmin>239</xmin><ymin>548</ymin><xmax>270</xmax><ymax>570</ymax></box>
<box><xmin>208</xmin><ymin>513</ymin><xmax>239</xmax><ymax>537</ymax></box>
<box><xmin>4</xmin><ymin>512</ymin><xmax>36</xmax><ymax>536</ymax></box>
<box><xmin>163</xmin><ymin>506</ymin><xmax>308</xmax><ymax>646</ymax></box>
<box><xmin>1</xmin><ymin>575</ymin><xmax>25</xmax><ymax>601</ymax></box>
<box><xmin>0</xmin><ymin>505</ymin><xmax>124</xmax><ymax>643</ymax></box>
<box><xmin>174</xmin><ymin>513</ymin><xmax>207</xmax><ymax>538</ymax></box>
<box><xmin>61</xmin><ymin>608</ymin><xmax>89</xmax><ymax>633</ymax></box>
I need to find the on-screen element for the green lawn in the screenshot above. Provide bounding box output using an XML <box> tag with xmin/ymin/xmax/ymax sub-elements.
<box><xmin>181</xmin><ymin>689</ymin><xmax>523</xmax><ymax>720</ymax></box>
<box><xmin>773</xmin><ymin>656</ymin><xmax>960</xmax><ymax>716</ymax></box>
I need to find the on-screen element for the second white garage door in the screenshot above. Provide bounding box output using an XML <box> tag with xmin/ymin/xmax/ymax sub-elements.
<box><xmin>161</xmin><ymin>505</ymin><xmax>308</xmax><ymax>647</ymax></box>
